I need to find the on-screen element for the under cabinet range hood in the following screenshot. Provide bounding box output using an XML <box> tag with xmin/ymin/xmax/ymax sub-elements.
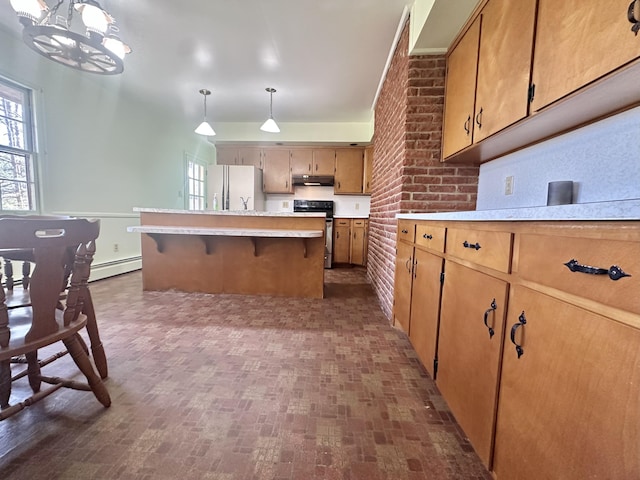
<box><xmin>291</xmin><ymin>174</ymin><xmax>335</xmax><ymax>186</ymax></box>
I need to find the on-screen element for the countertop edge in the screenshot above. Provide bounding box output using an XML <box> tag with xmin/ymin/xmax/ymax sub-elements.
<box><xmin>395</xmin><ymin>199</ymin><xmax>640</xmax><ymax>222</ymax></box>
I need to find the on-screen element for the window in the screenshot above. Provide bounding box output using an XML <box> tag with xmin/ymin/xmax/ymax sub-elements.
<box><xmin>0</xmin><ymin>78</ymin><xmax>36</xmax><ymax>211</ymax></box>
<box><xmin>185</xmin><ymin>155</ymin><xmax>206</xmax><ymax>210</ymax></box>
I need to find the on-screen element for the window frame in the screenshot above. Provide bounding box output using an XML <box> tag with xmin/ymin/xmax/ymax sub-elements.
<box><xmin>0</xmin><ymin>76</ymin><xmax>38</xmax><ymax>213</ymax></box>
<box><xmin>184</xmin><ymin>153</ymin><xmax>207</xmax><ymax>211</ymax></box>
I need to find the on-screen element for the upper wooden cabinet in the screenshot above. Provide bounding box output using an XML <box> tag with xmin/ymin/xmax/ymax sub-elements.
<box><xmin>262</xmin><ymin>149</ymin><xmax>291</xmax><ymax>194</ymax></box>
<box><xmin>216</xmin><ymin>147</ymin><xmax>263</xmax><ymax>168</ymax></box>
<box><xmin>473</xmin><ymin>0</ymin><xmax>537</xmax><ymax>142</ymax></box>
<box><xmin>531</xmin><ymin>0</ymin><xmax>640</xmax><ymax>111</ymax></box>
<box><xmin>311</xmin><ymin>149</ymin><xmax>335</xmax><ymax>176</ymax></box>
<box><xmin>443</xmin><ymin>0</ymin><xmax>640</xmax><ymax>164</ymax></box>
<box><xmin>442</xmin><ymin>17</ymin><xmax>480</xmax><ymax>158</ymax></box>
<box><xmin>363</xmin><ymin>146</ymin><xmax>373</xmax><ymax>194</ymax></box>
<box><xmin>334</xmin><ymin>148</ymin><xmax>364</xmax><ymax>194</ymax></box>
<box><xmin>442</xmin><ymin>0</ymin><xmax>537</xmax><ymax>158</ymax></box>
<box><xmin>290</xmin><ymin>149</ymin><xmax>335</xmax><ymax>176</ymax></box>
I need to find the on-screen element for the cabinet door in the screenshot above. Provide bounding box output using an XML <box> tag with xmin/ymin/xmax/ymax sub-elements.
<box><xmin>437</xmin><ymin>261</ymin><xmax>508</xmax><ymax>468</ymax></box>
<box><xmin>216</xmin><ymin>147</ymin><xmax>238</xmax><ymax>165</ymax></box>
<box><xmin>493</xmin><ymin>285</ymin><xmax>640</xmax><ymax>480</ymax></box>
<box><xmin>262</xmin><ymin>149</ymin><xmax>291</xmax><ymax>193</ymax></box>
<box><xmin>238</xmin><ymin>147</ymin><xmax>262</xmax><ymax>168</ymax></box>
<box><xmin>393</xmin><ymin>240</ymin><xmax>414</xmax><ymax>334</ymax></box>
<box><xmin>442</xmin><ymin>17</ymin><xmax>481</xmax><ymax>158</ymax></box>
<box><xmin>363</xmin><ymin>146</ymin><xmax>373</xmax><ymax>194</ymax></box>
<box><xmin>333</xmin><ymin>221</ymin><xmax>351</xmax><ymax>264</ymax></box>
<box><xmin>312</xmin><ymin>149</ymin><xmax>335</xmax><ymax>176</ymax></box>
<box><xmin>290</xmin><ymin>149</ymin><xmax>313</xmax><ymax>175</ymax></box>
<box><xmin>350</xmin><ymin>219</ymin><xmax>367</xmax><ymax>266</ymax></box>
<box><xmin>531</xmin><ymin>0</ymin><xmax>640</xmax><ymax>111</ymax></box>
<box><xmin>474</xmin><ymin>0</ymin><xmax>536</xmax><ymax>142</ymax></box>
<box><xmin>334</xmin><ymin>148</ymin><xmax>364</xmax><ymax>194</ymax></box>
<box><xmin>409</xmin><ymin>249</ymin><xmax>444</xmax><ymax>378</ymax></box>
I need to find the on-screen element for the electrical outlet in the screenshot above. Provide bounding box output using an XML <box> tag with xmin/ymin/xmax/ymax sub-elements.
<box><xmin>113</xmin><ymin>243</ymin><xmax>119</xmax><ymax>252</ymax></box>
<box><xmin>505</xmin><ymin>176</ymin><xmax>514</xmax><ymax>195</ymax></box>
<box><xmin>355</xmin><ymin>203</ymin><xmax>360</xmax><ymax>210</ymax></box>
<box><xmin>282</xmin><ymin>201</ymin><xmax>289</xmax><ymax>208</ymax></box>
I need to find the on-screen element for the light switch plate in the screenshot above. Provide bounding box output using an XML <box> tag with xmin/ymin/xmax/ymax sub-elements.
<box><xmin>505</xmin><ymin>176</ymin><xmax>514</xmax><ymax>195</ymax></box>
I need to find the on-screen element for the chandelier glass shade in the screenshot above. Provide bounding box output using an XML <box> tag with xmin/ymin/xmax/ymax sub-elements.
<box><xmin>195</xmin><ymin>89</ymin><xmax>216</xmax><ymax>136</ymax></box>
<box><xmin>260</xmin><ymin>87</ymin><xmax>280</xmax><ymax>133</ymax></box>
<box><xmin>9</xmin><ymin>0</ymin><xmax>131</xmax><ymax>75</ymax></box>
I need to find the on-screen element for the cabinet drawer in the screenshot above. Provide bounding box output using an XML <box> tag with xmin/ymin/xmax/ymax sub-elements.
<box><xmin>516</xmin><ymin>233</ymin><xmax>640</xmax><ymax>314</ymax></box>
<box><xmin>334</xmin><ymin>219</ymin><xmax>350</xmax><ymax>227</ymax></box>
<box><xmin>415</xmin><ymin>224</ymin><xmax>445</xmax><ymax>253</ymax></box>
<box><xmin>447</xmin><ymin>228</ymin><xmax>512</xmax><ymax>273</ymax></box>
<box><xmin>352</xmin><ymin>219</ymin><xmax>366</xmax><ymax>227</ymax></box>
<box><xmin>397</xmin><ymin>220</ymin><xmax>416</xmax><ymax>243</ymax></box>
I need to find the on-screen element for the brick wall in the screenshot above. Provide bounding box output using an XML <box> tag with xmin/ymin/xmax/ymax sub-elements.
<box><xmin>368</xmin><ymin>21</ymin><xmax>479</xmax><ymax>320</ymax></box>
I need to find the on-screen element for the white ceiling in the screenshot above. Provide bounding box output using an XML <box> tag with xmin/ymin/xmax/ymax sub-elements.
<box><xmin>0</xmin><ymin>0</ymin><xmax>478</xmax><ymax>128</ymax></box>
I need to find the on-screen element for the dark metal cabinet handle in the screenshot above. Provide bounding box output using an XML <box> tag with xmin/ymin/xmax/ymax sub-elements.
<box><xmin>413</xmin><ymin>259</ymin><xmax>418</xmax><ymax>278</ymax></box>
<box><xmin>483</xmin><ymin>299</ymin><xmax>497</xmax><ymax>339</ymax></box>
<box><xmin>475</xmin><ymin>107</ymin><xmax>483</xmax><ymax>129</ymax></box>
<box><xmin>423</xmin><ymin>234</ymin><xmax>433</xmax><ymax>240</ymax></box>
<box><xmin>401</xmin><ymin>229</ymin><xmax>409</xmax><ymax>234</ymax></box>
<box><xmin>510</xmin><ymin>312</ymin><xmax>527</xmax><ymax>359</ymax></box>
<box><xmin>564</xmin><ymin>259</ymin><xmax>631</xmax><ymax>281</ymax></box>
<box><xmin>629</xmin><ymin>0</ymin><xmax>640</xmax><ymax>34</ymax></box>
<box><xmin>463</xmin><ymin>241</ymin><xmax>481</xmax><ymax>250</ymax></box>
<box><xmin>405</xmin><ymin>257</ymin><xmax>412</xmax><ymax>273</ymax></box>
<box><xmin>464</xmin><ymin>115</ymin><xmax>471</xmax><ymax>135</ymax></box>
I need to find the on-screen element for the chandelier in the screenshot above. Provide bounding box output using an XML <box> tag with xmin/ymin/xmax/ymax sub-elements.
<box><xmin>9</xmin><ymin>0</ymin><xmax>131</xmax><ymax>75</ymax></box>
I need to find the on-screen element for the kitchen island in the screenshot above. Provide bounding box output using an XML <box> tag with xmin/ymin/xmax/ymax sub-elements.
<box><xmin>128</xmin><ymin>208</ymin><xmax>326</xmax><ymax>298</ymax></box>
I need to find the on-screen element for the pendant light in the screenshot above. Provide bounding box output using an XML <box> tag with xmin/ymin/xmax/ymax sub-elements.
<box><xmin>195</xmin><ymin>89</ymin><xmax>216</xmax><ymax>136</ymax></box>
<box><xmin>260</xmin><ymin>87</ymin><xmax>280</xmax><ymax>133</ymax></box>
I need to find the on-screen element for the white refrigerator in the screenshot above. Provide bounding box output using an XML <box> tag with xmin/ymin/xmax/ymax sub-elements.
<box><xmin>207</xmin><ymin>164</ymin><xmax>265</xmax><ymax>211</ymax></box>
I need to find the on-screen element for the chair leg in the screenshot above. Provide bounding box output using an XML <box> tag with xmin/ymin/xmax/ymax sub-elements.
<box><xmin>26</xmin><ymin>351</ymin><xmax>41</xmax><ymax>393</ymax></box>
<box><xmin>83</xmin><ymin>294</ymin><xmax>108</xmax><ymax>379</ymax></box>
<box><xmin>0</xmin><ymin>359</ymin><xmax>11</xmax><ymax>409</ymax></box>
<box><xmin>62</xmin><ymin>333</ymin><xmax>111</xmax><ymax>408</ymax></box>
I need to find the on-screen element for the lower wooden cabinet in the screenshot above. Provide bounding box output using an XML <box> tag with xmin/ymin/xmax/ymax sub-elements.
<box><xmin>407</xmin><ymin>249</ymin><xmax>443</xmax><ymax>378</ymax></box>
<box><xmin>437</xmin><ymin>261</ymin><xmax>508</xmax><ymax>468</ymax></box>
<box><xmin>493</xmin><ymin>285</ymin><xmax>640</xmax><ymax>479</ymax></box>
<box><xmin>393</xmin><ymin>218</ymin><xmax>640</xmax><ymax>478</ymax></box>
<box><xmin>332</xmin><ymin>218</ymin><xmax>369</xmax><ymax>266</ymax></box>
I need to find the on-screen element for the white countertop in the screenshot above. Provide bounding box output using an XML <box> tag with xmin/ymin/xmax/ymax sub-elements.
<box><xmin>396</xmin><ymin>199</ymin><xmax>640</xmax><ymax>221</ymax></box>
<box><xmin>333</xmin><ymin>215</ymin><xmax>369</xmax><ymax>219</ymax></box>
<box><xmin>127</xmin><ymin>225</ymin><xmax>323</xmax><ymax>238</ymax></box>
<box><xmin>134</xmin><ymin>207</ymin><xmax>325</xmax><ymax>218</ymax></box>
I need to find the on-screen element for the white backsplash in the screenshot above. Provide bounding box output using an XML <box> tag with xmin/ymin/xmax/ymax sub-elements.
<box><xmin>476</xmin><ymin>106</ymin><xmax>640</xmax><ymax>210</ymax></box>
<box><xmin>265</xmin><ymin>186</ymin><xmax>371</xmax><ymax>217</ymax></box>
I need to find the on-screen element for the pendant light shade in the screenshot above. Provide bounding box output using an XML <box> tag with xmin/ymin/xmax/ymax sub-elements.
<box><xmin>260</xmin><ymin>87</ymin><xmax>280</xmax><ymax>133</ymax></box>
<box><xmin>195</xmin><ymin>88</ymin><xmax>216</xmax><ymax>136</ymax></box>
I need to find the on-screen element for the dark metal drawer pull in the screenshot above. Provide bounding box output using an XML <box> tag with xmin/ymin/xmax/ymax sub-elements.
<box><xmin>510</xmin><ymin>312</ymin><xmax>527</xmax><ymax>359</ymax></box>
<box><xmin>401</xmin><ymin>229</ymin><xmax>408</xmax><ymax>234</ymax></box>
<box><xmin>483</xmin><ymin>299</ymin><xmax>497</xmax><ymax>339</ymax></box>
<box><xmin>629</xmin><ymin>0</ymin><xmax>640</xmax><ymax>34</ymax></box>
<box><xmin>564</xmin><ymin>259</ymin><xmax>631</xmax><ymax>281</ymax></box>
<box><xmin>463</xmin><ymin>241</ymin><xmax>481</xmax><ymax>250</ymax></box>
<box><xmin>423</xmin><ymin>234</ymin><xmax>433</xmax><ymax>240</ymax></box>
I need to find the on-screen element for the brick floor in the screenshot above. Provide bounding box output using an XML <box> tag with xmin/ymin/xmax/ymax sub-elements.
<box><xmin>0</xmin><ymin>268</ymin><xmax>491</xmax><ymax>479</ymax></box>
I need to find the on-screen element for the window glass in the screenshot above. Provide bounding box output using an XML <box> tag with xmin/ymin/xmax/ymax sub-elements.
<box><xmin>186</xmin><ymin>155</ymin><xmax>206</xmax><ymax>211</ymax></box>
<box><xmin>0</xmin><ymin>79</ymin><xmax>36</xmax><ymax>211</ymax></box>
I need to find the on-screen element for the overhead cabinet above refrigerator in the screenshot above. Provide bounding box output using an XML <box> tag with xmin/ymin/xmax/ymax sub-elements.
<box><xmin>207</xmin><ymin>165</ymin><xmax>265</xmax><ymax>211</ymax></box>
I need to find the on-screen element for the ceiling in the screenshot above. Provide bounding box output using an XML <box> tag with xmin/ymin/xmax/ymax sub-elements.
<box><xmin>0</xmin><ymin>0</ymin><xmax>478</xmax><ymax>129</ymax></box>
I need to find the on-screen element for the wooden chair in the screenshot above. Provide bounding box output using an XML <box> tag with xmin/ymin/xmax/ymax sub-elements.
<box><xmin>0</xmin><ymin>216</ymin><xmax>108</xmax><ymax>380</ymax></box>
<box><xmin>0</xmin><ymin>217</ymin><xmax>111</xmax><ymax>420</ymax></box>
